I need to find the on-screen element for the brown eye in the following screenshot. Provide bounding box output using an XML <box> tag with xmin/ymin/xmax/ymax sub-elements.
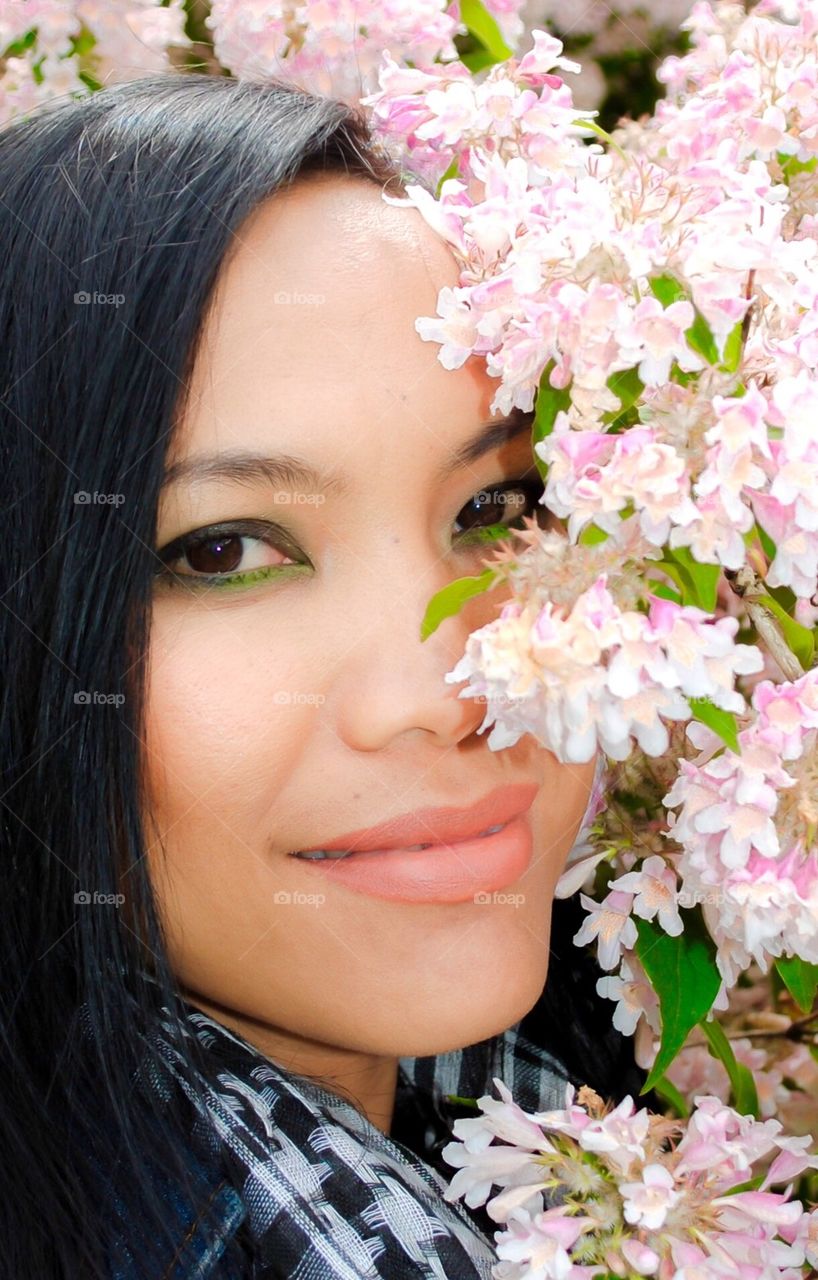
<box><xmin>156</xmin><ymin>519</ymin><xmax>306</xmax><ymax>584</ymax></box>
<box><xmin>454</xmin><ymin>478</ymin><xmax>549</xmax><ymax>537</ymax></box>
<box><xmin>183</xmin><ymin>533</ymin><xmax>244</xmax><ymax>575</ymax></box>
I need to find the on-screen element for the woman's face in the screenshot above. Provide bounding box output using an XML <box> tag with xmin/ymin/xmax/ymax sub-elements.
<box><xmin>143</xmin><ymin>172</ymin><xmax>597</xmax><ymax>1096</ymax></box>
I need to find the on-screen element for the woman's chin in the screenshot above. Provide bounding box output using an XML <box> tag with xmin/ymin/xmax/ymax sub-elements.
<box><xmin>385</xmin><ymin>964</ymin><xmax>552</xmax><ymax>1062</ymax></box>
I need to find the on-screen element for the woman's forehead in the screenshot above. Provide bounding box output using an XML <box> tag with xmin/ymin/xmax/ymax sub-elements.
<box><xmin>173</xmin><ymin>173</ymin><xmax>491</xmax><ymax>457</ymax></box>
<box><xmin>208</xmin><ymin>171</ymin><xmax>461</xmax><ymax>333</ymax></box>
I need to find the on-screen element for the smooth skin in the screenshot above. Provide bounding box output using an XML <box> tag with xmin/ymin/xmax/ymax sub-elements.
<box><xmin>142</xmin><ymin>172</ymin><xmax>598</xmax><ymax>1136</ymax></box>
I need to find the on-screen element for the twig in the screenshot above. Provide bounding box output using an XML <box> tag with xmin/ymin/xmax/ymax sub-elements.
<box><xmin>725</xmin><ymin>565</ymin><xmax>805</xmax><ymax>682</ymax></box>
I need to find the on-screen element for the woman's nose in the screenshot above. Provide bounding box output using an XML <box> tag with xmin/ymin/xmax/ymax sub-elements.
<box><xmin>328</xmin><ymin>554</ymin><xmax>509</xmax><ymax>754</ymax></box>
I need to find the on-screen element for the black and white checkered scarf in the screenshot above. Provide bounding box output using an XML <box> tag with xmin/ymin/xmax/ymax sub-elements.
<box><xmin>145</xmin><ymin>993</ymin><xmax>572</xmax><ymax>1279</ymax></box>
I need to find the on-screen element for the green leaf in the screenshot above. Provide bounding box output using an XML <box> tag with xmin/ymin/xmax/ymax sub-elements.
<box><xmin>656</xmin><ymin>547</ymin><xmax>720</xmax><ymax>612</ymax></box>
<box><xmin>573</xmin><ymin>118</ymin><xmax>628</xmax><ymax>160</ymax></box>
<box><xmin>754</xmin><ymin>592</ymin><xmax>815</xmax><ymax>670</ymax></box>
<box><xmin>578</xmin><ymin>523</ymin><xmax>609</xmax><ymax>546</ymax></box>
<box><xmin>649</xmin><ymin>273</ymin><xmax>686</xmax><ymax>308</ymax></box>
<box><xmin>723</xmin><ymin>1174</ymin><xmax>767</xmax><ymax>1195</ymax></box>
<box><xmin>648</xmin><ymin>275</ymin><xmax>720</xmax><ymax>367</ymax></box>
<box><xmin>435</xmin><ymin>156</ymin><xmax>460</xmax><ymax>198</ymax></box>
<box><xmin>78</xmin><ymin>70</ymin><xmax>103</xmax><ymax>92</ymax></box>
<box><xmin>68</xmin><ymin>24</ymin><xmax>97</xmax><ymax>57</ymax></box>
<box><xmin>458</xmin><ymin>0</ymin><xmax>513</xmax><ymax>64</ymax></box>
<box><xmin>635</xmin><ymin>909</ymin><xmax>721</xmax><ymax>1092</ymax></box>
<box><xmin>764</xmin><ymin>580</ymin><xmax>797</xmax><ymax>612</ymax></box>
<box><xmin>459</xmin><ymin>45</ymin><xmax>497</xmax><ymax>73</ymax></box>
<box><xmin>779</xmin><ymin>152</ymin><xmax>818</xmax><ymax>180</ymax></box>
<box><xmin>700</xmin><ymin>1017</ymin><xmax>760</xmax><ymax>1118</ymax></box>
<box><xmin>532</xmin><ymin>361</ymin><xmax>571</xmax><ymax>480</ymax></box>
<box><xmin>721</xmin><ymin>319</ymin><xmax>745</xmax><ymax>374</ymax></box>
<box><xmin>687</xmin><ymin>698</ymin><xmax>740</xmax><ymax>754</ymax></box>
<box><xmin>685</xmin><ymin>309</ymin><xmax>720</xmax><ymax>366</ymax></box>
<box><xmin>651</xmin><ymin>1074</ymin><xmax>690</xmax><ymax>1118</ymax></box>
<box><xmin>460</xmin><ymin>522</ymin><xmax>523</xmax><ymax>546</ymax></box>
<box><xmin>420</xmin><ymin>568</ymin><xmax>501</xmax><ymax>641</ymax></box>
<box><xmin>755</xmin><ymin>520</ymin><xmax>777</xmax><ymax>562</ymax></box>
<box><xmin>2</xmin><ymin>27</ymin><xmax>37</xmax><ymax>58</ymax></box>
<box><xmin>775</xmin><ymin>956</ymin><xmax>818</xmax><ymax>1015</ymax></box>
<box><xmin>604</xmin><ymin>366</ymin><xmax>644</xmax><ymax>429</ymax></box>
<box><xmin>646</xmin><ymin>580</ymin><xmax>682</xmax><ymax>604</ymax></box>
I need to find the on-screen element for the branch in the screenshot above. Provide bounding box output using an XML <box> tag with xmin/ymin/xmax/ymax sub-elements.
<box><xmin>725</xmin><ymin>565</ymin><xmax>805</xmax><ymax>683</ymax></box>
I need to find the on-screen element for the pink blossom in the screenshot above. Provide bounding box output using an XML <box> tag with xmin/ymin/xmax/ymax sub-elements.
<box><xmin>617</xmin><ymin>296</ymin><xmax>702</xmax><ymax>386</ymax></box>
<box><xmin>596</xmin><ymin>953</ymin><xmax>661</xmax><ymax>1043</ymax></box>
<box><xmin>610</xmin><ymin>855</ymin><xmax>684</xmax><ymax>936</ymax></box>
<box><xmin>573</xmin><ymin>890</ymin><xmax>638</xmax><ymax>971</ymax></box>
<box><xmin>620</xmin><ymin>1162</ymin><xmax>680</xmax><ymax>1230</ymax></box>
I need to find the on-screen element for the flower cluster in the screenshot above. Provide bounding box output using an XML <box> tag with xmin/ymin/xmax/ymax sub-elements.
<box><xmin>565</xmin><ymin>669</ymin><xmax>818</xmax><ymax>1038</ymax></box>
<box><xmin>0</xmin><ymin>0</ymin><xmax>189</xmax><ymax>125</ymax></box>
<box><xmin>364</xmin><ymin>0</ymin><xmax>818</xmax><ymax>622</ymax></box>
<box><xmin>664</xmin><ymin>668</ymin><xmax>818</xmax><ymax>985</ymax></box>
<box><xmin>442</xmin><ymin>558</ymin><xmax>763</xmax><ymax>763</ymax></box>
<box><xmin>362</xmin><ymin>8</ymin><xmax>818</xmax><ymax>1038</ymax></box>
<box><xmin>443</xmin><ymin>1080</ymin><xmax>818</xmax><ymax>1280</ymax></box>
<box><xmin>521</xmin><ymin>1</ymin><xmax>696</xmax><ymax>112</ymax></box>
<box><xmin>205</xmin><ymin>0</ymin><xmax>527</xmax><ymax>106</ymax></box>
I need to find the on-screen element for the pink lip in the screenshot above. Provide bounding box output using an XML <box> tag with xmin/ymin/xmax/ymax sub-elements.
<box><xmin>288</xmin><ymin>783</ymin><xmax>539</xmax><ymax>905</ymax></box>
<box><xmin>292</xmin><ymin>783</ymin><xmax>540</xmax><ymax>854</ymax></box>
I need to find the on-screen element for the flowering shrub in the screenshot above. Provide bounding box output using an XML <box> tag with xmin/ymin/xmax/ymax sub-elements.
<box><xmin>442</xmin><ymin>1080</ymin><xmax>818</xmax><ymax>1278</ymax></box>
<box><xmin>363</xmin><ymin>2</ymin><xmax>818</xmax><ymax>1267</ymax></box>
<box><xmin>0</xmin><ymin>0</ymin><xmax>190</xmax><ymax>122</ymax></box>
<box><xmin>522</xmin><ymin>1</ymin><xmax>696</xmax><ymax>119</ymax></box>
<box><xmin>4</xmin><ymin>0</ymin><xmax>818</xmax><ymax>1275</ymax></box>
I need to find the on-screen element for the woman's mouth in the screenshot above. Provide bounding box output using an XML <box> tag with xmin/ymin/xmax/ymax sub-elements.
<box><xmin>287</xmin><ymin>785</ymin><xmax>538</xmax><ymax>904</ymax></box>
<box><xmin>293</xmin><ymin>821</ymin><xmax>508</xmax><ymax>859</ymax></box>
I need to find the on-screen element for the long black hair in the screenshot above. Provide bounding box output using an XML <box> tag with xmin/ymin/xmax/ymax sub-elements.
<box><xmin>0</xmin><ymin>71</ymin><xmax>412</xmax><ymax>1279</ymax></box>
<box><xmin>0</xmin><ymin>72</ymin><xmax>641</xmax><ymax>1278</ymax></box>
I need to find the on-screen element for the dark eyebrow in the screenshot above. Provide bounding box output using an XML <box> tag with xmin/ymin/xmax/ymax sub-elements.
<box><xmin>162</xmin><ymin>406</ymin><xmax>536</xmax><ymax>494</ymax></box>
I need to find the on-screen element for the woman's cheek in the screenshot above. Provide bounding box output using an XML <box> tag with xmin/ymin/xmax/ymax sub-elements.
<box><xmin>143</xmin><ymin>608</ymin><xmax>322</xmax><ymax>828</ymax></box>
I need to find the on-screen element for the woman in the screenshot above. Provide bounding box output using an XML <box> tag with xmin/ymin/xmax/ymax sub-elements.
<box><xmin>0</xmin><ymin>73</ymin><xmax>643</xmax><ymax>1278</ymax></box>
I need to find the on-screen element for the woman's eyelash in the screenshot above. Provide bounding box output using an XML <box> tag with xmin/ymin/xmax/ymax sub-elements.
<box><xmin>153</xmin><ymin>476</ymin><xmax>553</xmax><ymax>592</ymax></box>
